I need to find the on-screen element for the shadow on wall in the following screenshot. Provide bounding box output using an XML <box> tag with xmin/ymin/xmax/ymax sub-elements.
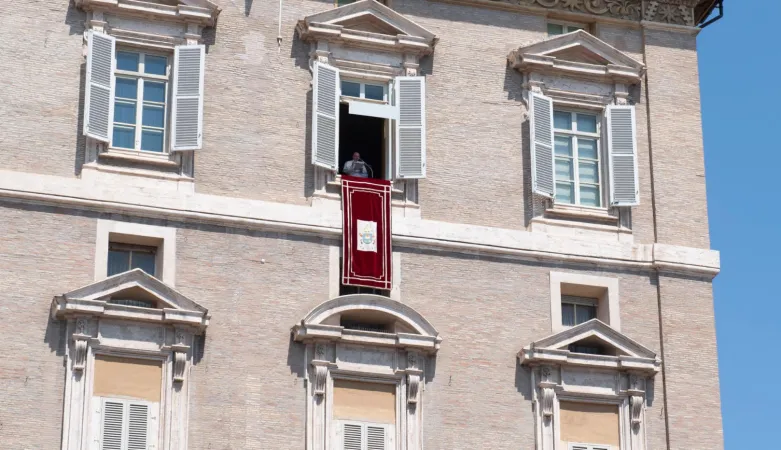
<box><xmin>292</xmin><ymin>29</ymin><xmax>316</xmax><ymax>199</ymax></box>
<box><xmin>515</xmin><ymin>360</ymin><xmax>534</xmax><ymax>401</ymax></box>
<box><xmin>66</xmin><ymin>3</ymin><xmax>88</xmax><ymax>176</ymax></box>
<box><xmin>245</xmin><ymin>0</ymin><xmax>253</xmax><ymax>17</ymax></box>
<box><xmin>44</xmin><ymin>316</ymin><xmax>68</xmax><ymax>361</ymax></box>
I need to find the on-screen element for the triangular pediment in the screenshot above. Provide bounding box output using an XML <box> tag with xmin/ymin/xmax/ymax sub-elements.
<box><xmin>508</xmin><ymin>30</ymin><xmax>645</xmax><ymax>82</ymax></box>
<box><xmin>298</xmin><ymin>0</ymin><xmax>436</xmax><ymax>48</ymax></box>
<box><xmin>519</xmin><ymin>320</ymin><xmax>660</xmax><ymax>373</ymax></box>
<box><xmin>51</xmin><ymin>269</ymin><xmax>209</xmax><ymax>329</ymax></box>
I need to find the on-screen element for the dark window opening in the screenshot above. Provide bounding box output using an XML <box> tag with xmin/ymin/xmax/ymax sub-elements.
<box><xmin>108</xmin><ymin>298</ymin><xmax>157</xmax><ymax>309</ymax></box>
<box><xmin>338</xmin><ymin>103</ymin><xmax>387</xmax><ymax>180</ymax></box>
<box><xmin>108</xmin><ymin>242</ymin><xmax>157</xmax><ymax>277</ymax></box>
<box><xmin>339</xmin><ymin>256</ymin><xmax>390</xmax><ymax>297</ymax></box>
<box><xmin>340</xmin><ymin>319</ymin><xmax>391</xmax><ymax>333</ymax></box>
<box><xmin>568</xmin><ymin>344</ymin><xmax>606</xmax><ymax>355</ymax></box>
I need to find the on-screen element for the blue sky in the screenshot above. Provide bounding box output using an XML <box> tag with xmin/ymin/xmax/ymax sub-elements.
<box><xmin>699</xmin><ymin>1</ymin><xmax>781</xmax><ymax>447</ymax></box>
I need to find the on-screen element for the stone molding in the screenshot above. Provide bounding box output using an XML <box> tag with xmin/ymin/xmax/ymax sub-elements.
<box><xmin>0</xmin><ymin>169</ymin><xmax>720</xmax><ymax>278</ymax></box>
<box><xmin>75</xmin><ymin>0</ymin><xmax>221</xmax><ymax>28</ymax></box>
<box><xmin>432</xmin><ymin>0</ymin><xmax>703</xmax><ymax>29</ymax></box>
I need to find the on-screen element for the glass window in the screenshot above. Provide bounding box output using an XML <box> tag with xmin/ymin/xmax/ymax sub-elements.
<box><xmin>340</xmin><ymin>80</ymin><xmax>387</xmax><ymax>102</ymax></box>
<box><xmin>107</xmin><ymin>243</ymin><xmax>157</xmax><ymax>277</ymax></box>
<box><xmin>561</xmin><ymin>296</ymin><xmax>598</xmax><ymax>327</ymax></box>
<box><xmin>548</xmin><ymin>22</ymin><xmax>588</xmax><ymax>36</ymax></box>
<box><xmin>111</xmin><ymin>50</ymin><xmax>170</xmax><ymax>153</ymax></box>
<box><xmin>553</xmin><ymin>110</ymin><xmax>602</xmax><ymax>207</ymax></box>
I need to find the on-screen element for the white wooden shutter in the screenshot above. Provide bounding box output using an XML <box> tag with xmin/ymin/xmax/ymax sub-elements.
<box><xmin>529</xmin><ymin>91</ymin><xmax>555</xmax><ymax>198</ymax></box>
<box><xmin>607</xmin><ymin>105</ymin><xmax>639</xmax><ymax>206</ymax></box>
<box><xmin>342</xmin><ymin>423</ymin><xmax>363</xmax><ymax>450</ymax></box>
<box><xmin>394</xmin><ymin>76</ymin><xmax>426</xmax><ymax>179</ymax></box>
<box><xmin>100</xmin><ymin>400</ymin><xmax>124</xmax><ymax>450</ymax></box>
<box><xmin>84</xmin><ymin>31</ymin><xmax>115</xmax><ymax>142</ymax></box>
<box><xmin>312</xmin><ymin>61</ymin><xmax>340</xmax><ymax>171</ymax></box>
<box><xmin>366</xmin><ymin>425</ymin><xmax>386</xmax><ymax>450</ymax></box>
<box><xmin>126</xmin><ymin>403</ymin><xmax>149</xmax><ymax>450</ymax></box>
<box><xmin>170</xmin><ymin>44</ymin><xmax>205</xmax><ymax>151</ymax></box>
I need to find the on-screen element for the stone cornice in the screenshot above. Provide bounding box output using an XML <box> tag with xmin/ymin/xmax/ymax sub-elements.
<box><xmin>431</xmin><ymin>0</ymin><xmax>704</xmax><ymax>28</ymax></box>
<box><xmin>0</xmin><ymin>169</ymin><xmax>720</xmax><ymax>278</ymax></box>
<box><xmin>75</xmin><ymin>0</ymin><xmax>221</xmax><ymax>27</ymax></box>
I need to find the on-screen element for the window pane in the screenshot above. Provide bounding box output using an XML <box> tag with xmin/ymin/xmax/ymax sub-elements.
<box><xmin>555</xmin><ymin>158</ymin><xmax>573</xmax><ymax>181</ymax></box>
<box><xmin>143</xmin><ymin>81</ymin><xmax>166</xmax><ymax>103</ymax></box>
<box><xmin>575</xmin><ymin>304</ymin><xmax>597</xmax><ymax>324</ymax></box>
<box><xmin>554</xmin><ymin>135</ymin><xmax>572</xmax><ymax>156</ymax></box>
<box><xmin>553</xmin><ymin>111</ymin><xmax>571</xmax><ymax>130</ymax></box>
<box><xmin>365</xmin><ymin>84</ymin><xmax>384</xmax><ymax>101</ymax></box>
<box><xmin>341</xmin><ymin>81</ymin><xmax>361</xmax><ymax>98</ymax></box>
<box><xmin>578</xmin><ymin>161</ymin><xmax>599</xmax><ymax>184</ymax></box>
<box><xmin>131</xmin><ymin>251</ymin><xmax>156</xmax><ymax>275</ymax></box>
<box><xmin>568</xmin><ymin>25</ymin><xmax>585</xmax><ymax>33</ymax></box>
<box><xmin>113</xmin><ymin>101</ymin><xmax>137</xmax><ymax>125</ymax></box>
<box><xmin>578</xmin><ymin>138</ymin><xmax>598</xmax><ymax>160</ymax></box>
<box><xmin>562</xmin><ymin>303</ymin><xmax>575</xmax><ymax>326</ymax></box>
<box><xmin>556</xmin><ymin>182</ymin><xmax>574</xmax><ymax>204</ymax></box>
<box><xmin>580</xmin><ymin>185</ymin><xmax>601</xmax><ymax>207</ymax></box>
<box><xmin>141</xmin><ymin>129</ymin><xmax>164</xmax><ymax>152</ymax></box>
<box><xmin>142</xmin><ymin>105</ymin><xmax>165</xmax><ymax>128</ymax></box>
<box><xmin>547</xmin><ymin>23</ymin><xmax>564</xmax><ymax>36</ymax></box>
<box><xmin>116</xmin><ymin>51</ymin><xmax>139</xmax><ymax>72</ymax></box>
<box><xmin>577</xmin><ymin>113</ymin><xmax>597</xmax><ymax>133</ymax></box>
<box><xmin>144</xmin><ymin>55</ymin><xmax>167</xmax><ymax>76</ymax></box>
<box><xmin>112</xmin><ymin>126</ymin><xmax>135</xmax><ymax>149</ymax></box>
<box><xmin>107</xmin><ymin>250</ymin><xmax>130</xmax><ymax>276</ymax></box>
<box><xmin>115</xmin><ymin>78</ymin><xmax>138</xmax><ymax>100</ymax></box>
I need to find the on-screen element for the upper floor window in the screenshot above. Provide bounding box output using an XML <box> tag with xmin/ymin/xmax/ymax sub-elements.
<box><xmin>113</xmin><ymin>50</ymin><xmax>170</xmax><ymax>153</ymax></box>
<box><xmin>83</xmin><ymin>31</ymin><xmax>205</xmax><ymax>154</ymax></box>
<box><xmin>108</xmin><ymin>242</ymin><xmax>157</xmax><ymax>277</ymax></box>
<box><xmin>553</xmin><ymin>110</ymin><xmax>602</xmax><ymax>207</ymax></box>
<box><xmin>547</xmin><ymin>21</ymin><xmax>589</xmax><ymax>36</ymax></box>
<box><xmin>561</xmin><ymin>295</ymin><xmax>598</xmax><ymax>327</ymax></box>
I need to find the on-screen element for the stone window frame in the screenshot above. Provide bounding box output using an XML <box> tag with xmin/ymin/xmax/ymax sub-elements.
<box><xmin>519</xmin><ymin>320</ymin><xmax>661</xmax><ymax>450</ymax></box>
<box><xmin>52</xmin><ymin>270</ymin><xmax>210</xmax><ymax>450</ymax></box>
<box><xmin>549</xmin><ymin>271</ymin><xmax>620</xmax><ymax>333</ymax></box>
<box><xmin>292</xmin><ymin>294</ymin><xmax>441</xmax><ymax>450</ymax></box>
<box><xmin>297</xmin><ymin>0</ymin><xmax>437</xmax><ymax>218</ymax></box>
<box><xmin>94</xmin><ymin>219</ymin><xmax>177</xmax><ymax>285</ymax></box>
<box><xmin>76</xmin><ymin>0</ymin><xmax>218</xmax><ymax>178</ymax></box>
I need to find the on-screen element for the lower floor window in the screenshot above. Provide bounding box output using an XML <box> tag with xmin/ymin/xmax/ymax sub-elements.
<box><xmin>334</xmin><ymin>379</ymin><xmax>396</xmax><ymax>450</ymax></box>
<box><xmin>560</xmin><ymin>401</ymin><xmax>619</xmax><ymax>450</ymax></box>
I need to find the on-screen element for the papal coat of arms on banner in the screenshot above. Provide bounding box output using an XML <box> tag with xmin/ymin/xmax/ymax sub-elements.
<box><xmin>356</xmin><ymin>219</ymin><xmax>378</xmax><ymax>252</ymax></box>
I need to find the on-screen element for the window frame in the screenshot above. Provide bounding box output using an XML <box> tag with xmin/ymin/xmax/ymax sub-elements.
<box><xmin>340</xmin><ymin>79</ymin><xmax>390</xmax><ymax>104</ymax></box>
<box><xmin>110</xmin><ymin>48</ymin><xmax>172</xmax><ymax>154</ymax></box>
<box><xmin>95</xmin><ymin>219</ymin><xmax>177</xmax><ymax>285</ymax></box>
<box><xmin>553</xmin><ymin>109</ymin><xmax>604</xmax><ymax>208</ymax></box>
<box><xmin>549</xmin><ymin>271</ymin><xmax>620</xmax><ymax>333</ymax></box>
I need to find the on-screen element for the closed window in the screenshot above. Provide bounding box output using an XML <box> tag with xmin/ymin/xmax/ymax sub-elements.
<box><xmin>112</xmin><ymin>50</ymin><xmax>170</xmax><ymax>153</ymax></box>
<box><xmin>554</xmin><ymin>110</ymin><xmax>602</xmax><ymax>207</ymax></box>
<box><xmin>108</xmin><ymin>243</ymin><xmax>157</xmax><ymax>276</ymax></box>
<box><xmin>548</xmin><ymin>22</ymin><xmax>588</xmax><ymax>36</ymax></box>
<box><xmin>561</xmin><ymin>295</ymin><xmax>598</xmax><ymax>327</ymax></box>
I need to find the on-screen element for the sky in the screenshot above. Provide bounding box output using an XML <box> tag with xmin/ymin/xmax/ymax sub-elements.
<box><xmin>698</xmin><ymin>1</ymin><xmax>781</xmax><ymax>447</ymax></box>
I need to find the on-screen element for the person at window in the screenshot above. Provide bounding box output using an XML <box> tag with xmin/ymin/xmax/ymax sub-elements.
<box><xmin>343</xmin><ymin>152</ymin><xmax>368</xmax><ymax>178</ymax></box>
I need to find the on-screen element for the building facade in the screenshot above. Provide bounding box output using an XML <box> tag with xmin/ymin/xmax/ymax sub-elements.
<box><xmin>0</xmin><ymin>1</ymin><xmax>724</xmax><ymax>449</ymax></box>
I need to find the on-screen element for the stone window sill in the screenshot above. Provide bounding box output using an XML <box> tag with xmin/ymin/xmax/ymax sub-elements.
<box><xmin>100</xmin><ymin>148</ymin><xmax>180</xmax><ymax>168</ymax></box>
<box><xmin>545</xmin><ymin>203</ymin><xmax>618</xmax><ymax>224</ymax></box>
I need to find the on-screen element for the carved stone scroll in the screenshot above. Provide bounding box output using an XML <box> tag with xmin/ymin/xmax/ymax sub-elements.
<box><xmin>312</xmin><ymin>363</ymin><xmax>328</xmax><ymax>397</ymax></box>
<box><xmin>540</xmin><ymin>387</ymin><xmax>555</xmax><ymax>417</ymax></box>
<box><xmin>72</xmin><ymin>335</ymin><xmax>89</xmax><ymax>372</ymax></box>
<box><xmin>630</xmin><ymin>394</ymin><xmax>643</xmax><ymax>425</ymax></box>
<box><xmin>171</xmin><ymin>344</ymin><xmax>189</xmax><ymax>383</ymax></box>
<box><xmin>407</xmin><ymin>373</ymin><xmax>421</xmax><ymax>404</ymax></box>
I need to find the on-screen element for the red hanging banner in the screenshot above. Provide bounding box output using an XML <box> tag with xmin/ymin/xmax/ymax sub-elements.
<box><xmin>341</xmin><ymin>175</ymin><xmax>392</xmax><ymax>290</ymax></box>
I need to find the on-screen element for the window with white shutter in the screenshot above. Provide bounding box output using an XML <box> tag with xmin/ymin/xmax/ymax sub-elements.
<box><xmin>312</xmin><ymin>61</ymin><xmax>340</xmax><ymax>171</ymax></box>
<box><xmin>96</xmin><ymin>398</ymin><xmax>157</xmax><ymax>450</ymax></box>
<box><xmin>337</xmin><ymin>421</ymin><xmax>393</xmax><ymax>450</ymax></box>
<box><xmin>170</xmin><ymin>44</ymin><xmax>205</xmax><ymax>151</ymax></box>
<box><xmin>84</xmin><ymin>31</ymin><xmax>116</xmax><ymax>143</ymax></box>
<box><xmin>607</xmin><ymin>105</ymin><xmax>639</xmax><ymax>206</ymax></box>
<box><xmin>394</xmin><ymin>76</ymin><xmax>426</xmax><ymax>179</ymax></box>
<box><xmin>529</xmin><ymin>92</ymin><xmax>555</xmax><ymax>198</ymax></box>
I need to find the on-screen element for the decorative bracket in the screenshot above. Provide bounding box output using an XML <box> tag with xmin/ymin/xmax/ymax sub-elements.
<box><xmin>538</xmin><ymin>365</ymin><xmax>556</xmax><ymax>417</ymax></box>
<box><xmin>312</xmin><ymin>361</ymin><xmax>329</xmax><ymax>397</ymax></box>
<box><xmin>171</xmin><ymin>344</ymin><xmax>190</xmax><ymax>383</ymax></box>
<box><xmin>630</xmin><ymin>394</ymin><xmax>644</xmax><ymax>426</ymax></box>
<box><xmin>406</xmin><ymin>351</ymin><xmax>423</xmax><ymax>405</ymax></box>
<box><xmin>72</xmin><ymin>334</ymin><xmax>90</xmax><ymax>372</ymax></box>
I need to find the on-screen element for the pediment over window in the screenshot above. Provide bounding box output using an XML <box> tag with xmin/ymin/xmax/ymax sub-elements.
<box><xmin>292</xmin><ymin>294</ymin><xmax>441</xmax><ymax>353</ymax></box>
<box><xmin>519</xmin><ymin>319</ymin><xmax>659</xmax><ymax>374</ymax></box>
<box><xmin>51</xmin><ymin>269</ymin><xmax>209</xmax><ymax>330</ymax></box>
<box><xmin>75</xmin><ymin>0</ymin><xmax>221</xmax><ymax>27</ymax></box>
<box><xmin>296</xmin><ymin>0</ymin><xmax>437</xmax><ymax>55</ymax></box>
<box><xmin>508</xmin><ymin>30</ymin><xmax>645</xmax><ymax>83</ymax></box>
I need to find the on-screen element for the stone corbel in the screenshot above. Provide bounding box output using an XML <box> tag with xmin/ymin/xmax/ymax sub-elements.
<box><xmin>171</xmin><ymin>344</ymin><xmax>189</xmax><ymax>383</ymax></box>
<box><xmin>538</xmin><ymin>365</ymin><xmax>556</xmax><ymax>418</ymax></box>
<box><xmin>629</xmin><ymin>394</ymin><xmax>643</xmax><ymax>425</ymax></box>
<box><xmin>71</xmin><ymin>318</ymin><xmax>92</xmax><ymax>372</ymax></box>
<box><xmin>627</xmin><ymin>373</ymin><xmax>645</xmax><ymax>426</ymax></box>
<box><xmin>406</xmin><ymin>351</ymin><xmax>423</xmax><ymax>405</ymax></box>
<box><xmin>311</xmin><ymin>342</ymin><xmax>330</xmax><ymax>397</ymax></box>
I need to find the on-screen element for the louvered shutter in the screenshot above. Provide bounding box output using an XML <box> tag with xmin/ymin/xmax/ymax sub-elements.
<box><xmin>607</xmin><ymin>105</ymin><xmax>639</xmax><ymax>206</ymax></box>
<box><xmin>100</xmin><ymin>400</ymin><xmax>124</xmax><ymax>450</ymax></box>
<box><xmin>127</xmin><ymin>403</ymin><xmax>149</xmax><ymax>450</ymax></box>
<box><xmin>394</xmin><ymin>76</ymin><xmax>426</xmax><ymax>179</ymax></box>
<box><xmin>170</xmin><ymin>44</ymin><xmax>205</xmax><ymax>151</ymax></box>
<box><xmin>342</xmin><ymin>423</ymin><xmax>363</xmax><ymax>450</ymax></box>
<box><xmin>84</xmin><ymin>31</ymin><xmax>115</xmax><ymax>142</ymax></box>
<box><xmin>529</xmin><ymin>92</ymin><xmax>555</xmax><ymax>198</ymax></box>
<box><xmin>366</xmin><ymin>425</ymin><xmax>386</xmax><ymax>450</ymax></box>
<box><xmin>311</xmin><ymin>61</ymin><xmax>340</xmax><ymax>171</ymax></box>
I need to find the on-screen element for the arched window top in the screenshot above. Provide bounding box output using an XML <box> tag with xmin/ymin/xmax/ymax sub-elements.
<box><xmin>293</xmin><ymin>294</ymin><xmax>441</xmax><ymax>353</ymax></box>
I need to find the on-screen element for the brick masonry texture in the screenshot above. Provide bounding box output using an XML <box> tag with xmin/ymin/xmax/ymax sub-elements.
<box><xmin>0</xmin><ymin>1</ymin><xmax>723</xmax><ymax>449</ymax></box>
